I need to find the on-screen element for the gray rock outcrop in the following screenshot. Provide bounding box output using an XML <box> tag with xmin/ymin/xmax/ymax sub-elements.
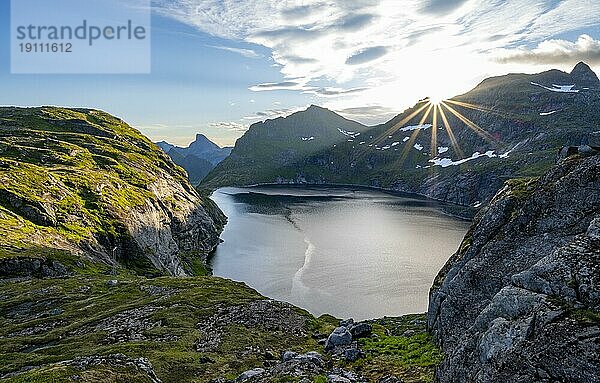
<box><xmin>427</xmin><ymin>154</ymin><xmax>600</xmax><ymax>382</ymax></box>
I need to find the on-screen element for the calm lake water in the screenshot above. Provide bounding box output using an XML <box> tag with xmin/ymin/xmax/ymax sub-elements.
<box><xmin>209</xmin><ymin>186</ymin><xmax>470</xmax><ymax>320</ymax></box>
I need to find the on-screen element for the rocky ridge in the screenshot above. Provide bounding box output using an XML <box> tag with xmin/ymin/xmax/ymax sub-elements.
<box><xmin>427</xmin><ymin>152</ymin><xmax>600</xmax><ymax>382</ymax></box>
<box><xmin>0</xmin><ymin>107</ymin><xmax>226</xmax><ymax>277</ymax></box>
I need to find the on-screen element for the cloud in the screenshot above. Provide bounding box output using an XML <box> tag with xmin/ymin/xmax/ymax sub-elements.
<box><xmin>334</xmin><ymin>105</ymin><xmax>399</xmax><ymax>121</ymax></box>
<box><xmin>335</xmin><ymin>13</ymin><xmax>377</xmax><ymax>32</ymax></box>
<box><xmin>207</xmin><ymin>45</ymin><xmax>261</xmax><ymax>58</ymax></box>
<box><xmin>404</xmin><ymin>26</ymin><xmax>445</xmax><ymax>46</ymax></box>
<box><xmin>242</xmin><ymin>107</ymin><xmax>305</xmax><ymax>121</ymax></box>
<box><xmin>495</xmin><ymin>34</ymin><xmax>600</xmax><ymax>66</ymax></box>
<box><xmin>209</xmin><ymin>122</ymin><xmax>248</xmax><ymax>132</ymax></box>
<box><xmin>284</xmin><ymin>55</ymin><xmax>319</xmax><ymax>64</ymax></box>
<box><xmin>154</xmin><ymin>0</ymin><xmax>600</xmax><ymax>118</ymax></box>
<box><xmin>307</xmin><ymin>87</ymin><xmax>368</xmax><ymax>97</ymax></box>
<box><xmin>248</xmin><ymin>80</ymin><xmax>306</xmax><ymax>91</ymax></box>
<box><xmin>420</xmin><ymin>0</ymin><xmax>470</xmax><ymax>15</ymax></box>
<box><xmin>346</xmin><ymin>46</ymin><xmax>388</xmax><ymax>65</ymax></box>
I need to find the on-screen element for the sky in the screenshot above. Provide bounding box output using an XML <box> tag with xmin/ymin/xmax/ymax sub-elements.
<box><xmin>1</xmin><ymin>0</ymin><xmax>600</xmax><ymax>147</ymax></box>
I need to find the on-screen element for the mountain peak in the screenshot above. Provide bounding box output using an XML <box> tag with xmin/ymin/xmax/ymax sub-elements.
<box><xmin>194</xmin><ymin>133</ymin><xmax>211</xmax><ymax>142</ymax></box>
<box><xmin>570</xmin><ymin>61</ymin><xmax>599</xmax><ymax>86</ymax></box>
<box><xmin>188</xmin><ymin>133</ymin><xmax>221</xmax><ymax>152</ymax></box>
<box><xmin>305</xmin><ymin>104</ymin><xmax>332</xmax><ymax>114</ymax></box>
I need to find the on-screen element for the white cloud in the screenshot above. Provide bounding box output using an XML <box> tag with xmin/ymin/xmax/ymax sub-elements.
<box><xmin>242</xmin><ymin>106</ymin><xmax>306</xmax><ymax>121</ymax></box>
<box><xmin>495</xmin><ymin>35</ymin><xmax>600</xmax><ymax>66</ymax></box>
<box><xmin>209</xmin><ymin>121</ymin><xmax>248</xmax><ymax>132</ymax></box>
<box><xmin>248</xmin><ymin>80</ymin><xmax>308</xmax><ymax>91</ymax></box>
<box><xmin>207</xmin><ymin>45</ymin><xmax>261</xmax><ymax>58</ymax></box>
<box><xmin>154</xmin><ymin>0</ymin><xmax>600</xmax><ymax>115</ymax></box>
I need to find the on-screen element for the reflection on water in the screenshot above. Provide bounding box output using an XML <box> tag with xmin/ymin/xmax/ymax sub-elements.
<box><xmin>210</xmin><ymin>186</ymin><xmax>470</xmax><ymax>320</ymax></box>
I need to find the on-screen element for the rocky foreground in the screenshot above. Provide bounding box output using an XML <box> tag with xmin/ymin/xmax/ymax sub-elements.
<box><xmin>428</xmin><ymin>152</ymin><xmax>600</xmax><ymax>382</ymax></box>
<box><xmin>0</xmin><ymin>275</ymin><xmax>441</xmax><ymax>383</ymax></box>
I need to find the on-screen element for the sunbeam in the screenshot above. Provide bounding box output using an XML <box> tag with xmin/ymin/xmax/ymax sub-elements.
<box><xmin>440</xmin><ymin>102</ymin><xmax>498</xmax><ymax>144</ymax></box>
<box><xmin>372</xmin><ymin>100</ymin><xmax>431</xmax><ymax>147</ymax></box>
<box><xmin>400</xmin><ymin>103</ymin><xmax>433</xmax><ymax>163</ymax></box>
<box><xmin>437</xmin><ymin>104</ymin><xmax>465</xmax><ymax>159</ymax></box>
<box><xmin>352</xmin><ymin>93</ymin><xmax>504</xmax><ymax>169</ymax></box>
<box><xmin>431</xmin><ymin>105</ymin><xmax>438</xmax><ymax>158</ymax></box>
<box><xmin>444</xmin><ymin>99</ymin><xmax>520</xmax><ymax>119</ymax></box>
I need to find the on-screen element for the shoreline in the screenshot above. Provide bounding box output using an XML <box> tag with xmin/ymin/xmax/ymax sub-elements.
<box><xmin>212</xmin><ymin>182</ymin><xmax>477</xmax><ymax>221</ymax></box>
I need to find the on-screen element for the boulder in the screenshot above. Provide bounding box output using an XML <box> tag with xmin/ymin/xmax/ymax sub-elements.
<box><xmin>236</xmin><ymin>368</ymin><xmax>265</xmax><ymax>381</ymax></box>
<box><xmin>343</xmin><ymin>348</ymin><xmax>364</xmax><ymax>362</ymax></box>
<box><xmin>324</xmin><ymin>327</ymin><xmax>352</xmax><ymax>352</ymax></box>
<box><xmin>281</xmin><ymin>351</ymin><xmax>298</xmax><ymax>362</ymax></box>
<box><xmin>349</xmin><ymin>323</ymin><xmax>372</xmax><ymax>339</ymax></box>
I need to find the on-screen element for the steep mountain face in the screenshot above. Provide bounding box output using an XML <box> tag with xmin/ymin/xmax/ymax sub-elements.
<box><xmin>203</xmin><ymin>63</ymin><xmax>600</xmax><ymax>207</ymax></box>
<box><xmin>427</xmin><ymin>152</ymin><xmax>599</xmax><ymax>382</ymax></box>
<box><xmin>0</xmin><ymin>107</ymin><xmax>226</xmax><ymax>277</ymax></box>
<box><xmin>201</xmin><ymin>105</ymin><xmax>370</xmax><ymax>187</ymax></box>
<box><xmin>157</xmin><ymin>134</ymin><xmax>232</xmax><ymax>185</ymax></box>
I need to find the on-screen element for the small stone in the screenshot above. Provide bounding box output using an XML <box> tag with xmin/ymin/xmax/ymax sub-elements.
<box><xmin>349</xmin><ymin>323</ymin><xmax>372</xmax><ymax>339</ymax></box>
<box><xmin>343</xmin><ymin>348</ymin><xmax>364</xmax><ymax>362</ymax></box>
<box><xmin>327</xmin><ymin>374</ymin><xmax>352</xmax><ymax>383</ymax></box>
<box><xmin>106</xmin><ymin>280</ymin><xmax>118</xmax><ymax>287</ymax></box>
<box><xmin>236</xmin><ymin>368</ymin><xmax>265</xmax><ymax>381</ymax></box>
<box><xmin>282</xmin><ymin>351</ymin><xmax>298</xmax><ymax>361</ymax></box>
<box><xmin>198</xmin><ymin>356</ymin><xmax>215</xmax><ymax>364</ymax></box>
<box><xmin>339</xmin><ymin>318</ymin><xmax>355</xmax><ymax>328</ymax></box>
<box><xmin>402</xmin><ymin>329</ymin><xmax>415</xmax><ymax>337</ymax></box>
<box><xmin>379</xmin><ymin>375</ymin><xmax>404</xmax><ymax>383</ymax></box>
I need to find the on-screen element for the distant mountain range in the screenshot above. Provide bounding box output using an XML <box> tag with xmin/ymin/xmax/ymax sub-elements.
<box><xmin>202</xmin><ymin>62</ymin><xmax>600</xmax><ymax>206</ymax></box>
<box><xmin>157</xmin><ymin>134</ymin><xmax>232</xmax><ymax>185</ymax></box>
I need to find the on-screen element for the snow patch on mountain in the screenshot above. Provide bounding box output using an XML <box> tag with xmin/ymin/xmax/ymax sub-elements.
<box><xmin>428</xmin><ymin>150</ymin><xmax>497</xmax><ymax>168</ymax></box>
<box><xmin>338</xmin><ymin>128</ymin><xmax>361</xmax><ymax>138</ymax></box>
<box><xmin>400</xmin><ymin>124</ymin><xmax>432</xmax><ymax>132</ymax></box>
<box><xmin>530</xmin><ymin>82</ymin><xmax>579</xmax><ymax>93</ymax></box>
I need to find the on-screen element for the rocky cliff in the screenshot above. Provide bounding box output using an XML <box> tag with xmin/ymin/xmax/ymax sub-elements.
<box><xmin>0</xmin><ymin>107</ymin><xmax>226</xmax><ymax>277</ymax></box>
<box><xmin>427</xmin><ymin>152</ymin><xmax>599</xmax><ymax>382</ymax></box>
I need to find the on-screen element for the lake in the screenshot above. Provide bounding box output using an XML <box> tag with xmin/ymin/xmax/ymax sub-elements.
<box><xmin>209</xmin><ymin>186</ymin><xmax>470</xmax><ymax>320</ymax></box>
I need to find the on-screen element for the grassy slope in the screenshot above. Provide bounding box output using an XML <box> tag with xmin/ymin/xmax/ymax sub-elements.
<box><xmin>1</xmin><ymin>275</ymin><xmax>441</xmax><ymax>383</ymax></box>
<box><xmin>0</xmin><ymin>107</ymin><xmax>220</xmax><ymax>275</ymax></box>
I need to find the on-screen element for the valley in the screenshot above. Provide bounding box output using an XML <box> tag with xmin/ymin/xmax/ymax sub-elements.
<box><xmin>1</xmin><ymin>63</ymin><xmax>598</xmax><ymax>383</ymax></box>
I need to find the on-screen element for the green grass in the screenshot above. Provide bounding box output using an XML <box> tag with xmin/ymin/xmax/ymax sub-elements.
<box><xmin>505</xmin><ymin>177</ymin><xmax>539</xmax><ymax>200</ymax></box>
<box><xmin>0</xmin><ymin>275</ymin><xmax>444</xmax><ymax>383</ymax></box>
<box><xmin>0</xmin><ymin>106</ymin><xmax>214</xmax><ymax>277</ymax></box>
<box><xmin>343</xmin><ymin>315</ymin><xmax>442</xmax><ymax>383</ymax></box>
